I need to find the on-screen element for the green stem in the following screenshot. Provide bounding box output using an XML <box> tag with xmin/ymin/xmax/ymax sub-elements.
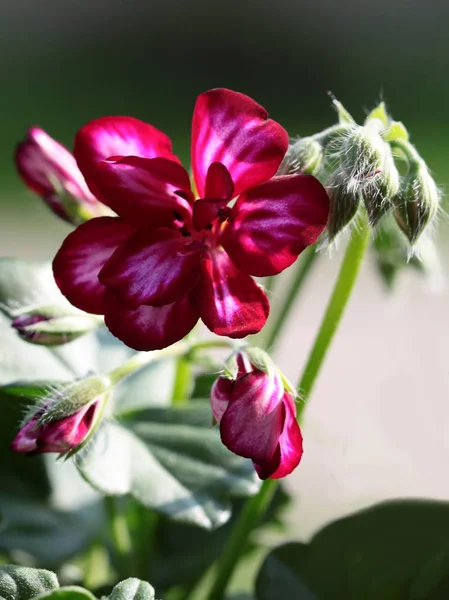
<box><xmin>296</xmin><ymin>214</ymin><xmax>370</xmax><ymax>411</ymax></box>
<box><xmin>107</xmin><ymin>339</ymin><xmax>234</xmax><ymax>387</ymax></box>
<box><xmin>172</xmin><ymin>357</ymin><xmax>193</xmax><ymax>405</ymax></box>
<box><xmin>203</xmin><ymin>214</ymin><xmax>371</xmax><ymax>600</ymax></box>
<box><xmin>104</xmin><ymin>496</ymin><xmax>133</xmax><ymax>579</ymax></box>
<box><xmin>264</xmin><ymin>246</ymin><xmax>318</xmax><ymax>352</ymax></box>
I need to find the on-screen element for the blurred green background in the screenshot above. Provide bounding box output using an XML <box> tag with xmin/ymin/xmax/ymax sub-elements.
<box><xmin>2</xmin><ymin>0</ymin><xmax>448</xmax><ymax>217</ymax></box>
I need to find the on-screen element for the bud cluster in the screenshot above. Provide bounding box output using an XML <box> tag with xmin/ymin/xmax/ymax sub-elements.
<box><xmin>281</xmin><ymin>98</ymin><xmax>440</xmax><ymax>248</ymax></box>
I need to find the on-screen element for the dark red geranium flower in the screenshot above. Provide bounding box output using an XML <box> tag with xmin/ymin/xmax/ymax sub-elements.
<box><xmin>211</xmin><ymin>351</ymin><xmax>303</xmax><ymax>479</ymax></box>
<box><xmin>53</xmin><ymin>89</ymin><xmax>329</xmax><ymax>350</ymax></box>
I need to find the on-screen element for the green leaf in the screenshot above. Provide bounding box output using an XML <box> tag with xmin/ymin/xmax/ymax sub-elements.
<box><xmin>113</xmin><ymin>358</ymin><xmax>176</xmax><ymax>412</ymax></box>
<box><xmin>75</xmin><ymin>403</ymin><xmax>260</xmax><ymax>529</ymax></box>
<box><xmin>152</xmin><ymin>486</ymin><xmax>290</xmax><ymax>590</ymax></box>
<box><xmin>191</xmin><ymin>373</ymin><xmax>218</xmax><ymax>399</ymax></box>
<box><xmin>0</xmin><ymin>566</ymin><xmax>58</xmax><ymax>600</ymax></box>
<box><xmin>256</xmin><ymin>500</ymin><xmax>449</xmax><ymax>600</ymax></box>
<box><xmin>0</xmin><ymin>259</ymin><xmax>100</xmax><ymax>383</ymax></box>
<box><xmin>33</xmin><ymin>588</ymin><xmax>96</xmax><ymax>600</ymax></box>
<box><xmin>255</xmin><ymin>543</ymin><xmax>314</xmax><ymax>600</ymax></box>
<box><xmin>0</xmin><ymin>495</ymin><xmax>103</xmax><ymax>567</ymax></box>
<box><xmin>108</xmin><ymin>579</ymin><xmax>155</xmax><ymax>600</ymax></box>
<box><xmin>0</xmin><ymin>389</ymin><xmax>103</xmax><ymax>567</ymax></box>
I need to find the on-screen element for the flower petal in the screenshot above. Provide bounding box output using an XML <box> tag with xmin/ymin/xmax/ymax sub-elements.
<box><xmin>210</xmin><ymin>376</ymin><xmax>233</xmax><ymax>423</ymax></box>
<box><xmin>53</xmin><ymin>217</ymin><xmax>134</xmax><ymax>314</ymax></box>
<box><xmin>192</xmin><ymin>163</ymin><xmax>235</xmax><ymax>231</ymax></box>
<box><xmin>74</xmin><ymin>116</ymin><xmax>178</xmax><ymax>195</ymax></box>
<box><xmin>99</xmin><ymin>228</ymin><xmax>203</xmax><ymax>309</ymax></box>
<box><xmin>268</xmin><ymin>392</ymin><xmax>303</xmax><ymax>479</ymax></box>
<box><xmin>191</xmin><ymin>88</ymin><xmax>288</xmax><ymax>197</ymax></box>
<box><xmin>205</xmin><ymin>162</ymin><xmax>235</xmax><ymax>199</ymax></box>
<box><xmin>10</xmin><ymin>416</ymin><xmax>40</xmax><ymax>453</ymax></box>
<box><xmin>38</xmin><ymin>400</ymin><xmax>100</xmax><ymax>453</ymax></box>
<box><xmin>193</xmin><ymin>249</ymin><xmax>269</xmax><ymax>338</ymax></box>
<box><xmin>16</xmin><ymin>127</ymin><xmax>95</xmax><ymax>200</ymax></box>
<box><xmin>221</xmin><ymin>174</ymin><xmax>329</xmax><ymax>277</ymax></box>
<box><xmin>220</xmin><ymin>370</ymin><xmax>284</xmax><ymax>465</ymax></box>
<box><xmin>103</xmin><ymin>289</ymin><xmax>200</xmax><ymax>351</ymax></box>
<box><xmin>93</xmin><ymin>156</ymin><xmax>193</xmax><ymax>228</ymax></box>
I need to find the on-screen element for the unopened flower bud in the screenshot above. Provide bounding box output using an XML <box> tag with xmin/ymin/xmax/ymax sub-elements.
<box><xmin>12</xmin><ymin>305</ymin><xmax>102</xmax><ymax>346</ymax></box>
<box><xmin>340</xmin><ymin>123</ymin><xmax>386</xmax><ymax>183</ymax></box>
<box><xmin>211</xmin><ymin>348</ymin><xmax>302</xmax><ymax>479</ymax></box>
<box><xmin>278</xmin><ymin>137</ymin><xmax>323</xmax><ymax>176</ymax></box>
<box><xmin>326</xmin><ymin>173</ymin><xmax>360</xmax><ymax>240</ymax></box>
<box><xmin>11</xmin><ymin>376</ymin><xmax>110</xmax><ymax>455</ymax></box>
<box><xmin>362</xmin><ymin>145</ymin><xmax>400</xmax><ymax>225</ymax></box>
<box><xmin>15</xmin><ymin>127</ymin><xmax>103</xmax><ymax>224</ymax></box>
<box><xmin>394</xmin><ymin>162</ymin><xmax>440</xmax><ymax>245</ymax></box>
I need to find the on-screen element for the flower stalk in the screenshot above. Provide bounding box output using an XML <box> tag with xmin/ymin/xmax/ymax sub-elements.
<box><xmin>203</xmin><ymin>211</ymin><xmax>371</xmax><ymax>600</ymax></box>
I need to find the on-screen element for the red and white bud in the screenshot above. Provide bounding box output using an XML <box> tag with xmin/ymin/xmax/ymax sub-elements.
<box><xmin>211</xmin><ymin>348</ymin><xmax>303</xmax><ymax>479</ymax></box>
<box><xmin>15</xmin><ymin>127</ymin><xmax>103</xmax><ymax>224</ymax></box>
<box><xmin>11</xmin><ymin>376</ymin><xmax>110</xmax><ymax>455</ymax></box>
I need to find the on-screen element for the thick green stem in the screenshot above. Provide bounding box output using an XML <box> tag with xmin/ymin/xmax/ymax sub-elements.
<box><xmin>264</xmin><ymin>246</ymin><xmax>318</xmax><ymax>352</ymax></box>
<box><xmin>203</xmin><ymin>214</ymin><xmax>370</xmax><ymax>600</ymax></box>
<box><xmin>104</xmin><ymin>496</ymin><xmax>133</xmax><ymax>579</ymax></box>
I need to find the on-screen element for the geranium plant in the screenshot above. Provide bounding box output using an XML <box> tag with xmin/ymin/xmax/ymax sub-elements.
<box><xmin>0</xmin><ymin>88</ymin><xmax>445</xmax><ymax>600</ymax></box>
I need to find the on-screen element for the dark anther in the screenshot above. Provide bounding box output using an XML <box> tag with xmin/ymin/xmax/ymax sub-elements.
<box><xmin>204</xmin><ymin>223</ymin><xmax>213</xmax><ymax>230</ymax></box>
<box><xmin>173</xmin><ymin>210</ymin><xmax>183</xmax><ymax>221</ymax></box>
<box><xmin>180</xmin><ymin>225</ymin><xmax>191</xmax><ymax>237</ymax></box>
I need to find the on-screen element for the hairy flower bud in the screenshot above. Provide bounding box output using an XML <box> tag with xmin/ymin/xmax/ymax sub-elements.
<box><xmin>11</xmin><ymin>305</ymin><xmax>102</xmax><ymax>346</ymax></box>
<box><xmin>326</xmin><ymin>173</ymin><xmax>360</xmax><ymax>239</ymax></box>
<box><xmin>362</xmin><ymin>144</ymin><xmax>400</xmax><ymax>225</ymax></box>
<box><xmin>15</xmin><ymin>127</ymin><xmax>103</xmax><ymax>224</ymax></box>
<box><xmin>11</xmin><ymin>376</ymin><xmax>110</xmax><ymax>455</ymax></box>
<box><xmin>332</xmin><ymin>121</ymin><xmax>400</xmax><ymax>226</ymax></box>
<box><xmin>394</xmin><ymin>162</ymin><xmax>440</xmax><ymax>245</ymax></box>
<box><xmin>278</xmin><ymin>137</ymin><xmax>323</xmax><ymax>176</ymax></box>
<box><xmin>211</xmin><ymin>348</ymin><xmax>302</xmax><ymax>479</ymax></box>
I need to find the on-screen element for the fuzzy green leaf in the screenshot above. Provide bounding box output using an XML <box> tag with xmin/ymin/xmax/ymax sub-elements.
<box><xmin>0</xmin><ymin>566</ymin><xmax>58</xmax><ymax>600</ymax></box>
<box><xmin>107</xmin><ymin>579</ymin><xmax>155</xmax><ymax>600</ymax></box>
<box><xmin>75</xmin><ymin>403</ymin><xmax>260</xmax><ymax>530</ymax></box>
<box><xmin>33</xmin><ymin>588</ymin><xmax>96</xmax><ymax>600</ymax></box>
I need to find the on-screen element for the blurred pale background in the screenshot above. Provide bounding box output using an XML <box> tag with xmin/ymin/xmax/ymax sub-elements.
<box><xmin>1</xmin><ymin>0</ymin><xmax>449</xmax><ymax>540</ymax></box>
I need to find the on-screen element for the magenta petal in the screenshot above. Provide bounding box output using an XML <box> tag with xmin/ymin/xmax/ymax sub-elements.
<box><xmin>93</xmin><ymin>156</ymin><xmax>193</xmax><ymax>229</ymax></box>
<box><xmin>194</xmin><ymin>250</ymin><xmax>269</xmax><ymax>338</ymax></box>
<box><xmin>53</xmin><ymin>217</ymin><xmax>134</xmax><ymax>314</ymax></box>
<box><xmin>38</xmin><ymin>400</ymin><xmax>100</xmax><ymax>453</ymax></box>
<box><xmin>74</xmin><ymin>116</ymin><xmax>178</xmax><ymax>196</ymax></box>
<box><xmin>210</xmin><ymin>376</ymin><xmax>233</xmax><ymax>423</ymax></box>
<box><xmin>221</xmin><ymin>175</ymin><xmax>330</xmax><ymax>277</ymax></box>
<box><xmin>220</xmin><ymin>370</ymin><xmax>284</xmax><ymax>465</ymax></box>
<box><xmin>99</xmin><ymin>228</ymin><xmax>203</xmax><ymax>309</ymax></box>
<box><xmin>205</xmin><ymin>162</ymin><xmax>235</xmax><ymax>199</ymax></box>
<box><xmin>192</xmin><ymin>199</ymin><xmax>228</xmax><ymax>232</ymax></box>
<box><xmin>268</xmin><ymin>393</ymin><xmax>303</xmax><ymax>479</ymax></box>
<box><xmin>10</xmin><ymin>417</ymin><xmax>40</xmax><ymax>453</ymax></box>
<box><xmin>103</xmin><ymin>289</ymin><xmax>200</xmax><ymax>351</ymax></box>
<box><xmin>191</xmin><ymin>88</ymin><xmax>288</xmax><ymax>197</ymax></box>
